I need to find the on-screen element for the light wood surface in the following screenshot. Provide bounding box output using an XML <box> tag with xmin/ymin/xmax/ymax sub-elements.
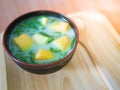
<box><xmin>0</xmin><ymin>0</ymin><xmax>120</xmax><ymax>90</ymax></box>
<box><xmin>4</xmin><ymin>41</ymin><xmax>108</xmax><ymax>90</ymax></box>
<box><xmin>68</xmin><ymin>11</ymin><xmax>120</xmax><ymax>89</ymax></box>
<box><xmin>0</xmin><ymin>0</ymin><xmax>120</xmax><ymax>34</ymax></box>
<box><xmin>0</xmin><ymin>33</ymin><xmax>7</xmax><ymax>90</ymax></box>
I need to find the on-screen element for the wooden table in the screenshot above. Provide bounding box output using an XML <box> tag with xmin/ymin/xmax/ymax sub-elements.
<box><xmin>0</xmin><ymin>0</ymin><xmax>120</xmax><ymax>90</ymax></box>
<box><xmin>1</xmin><ymin>0</ymin><xmax>120</xmax><ymax>34</ymax></box>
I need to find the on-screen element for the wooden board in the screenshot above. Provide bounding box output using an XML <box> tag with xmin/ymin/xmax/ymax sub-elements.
<box><xmin>1</xmin><ymin>0</ymin><xmax>120</xmax><ymax>33</ymax></box>
<box><xmin>68</xmin><ymin>11</ymin><xmax>120</xmax><ymax>89</ymax></box>
<box><xmin>0</xmin><ymin>32</ymin><xmax>7</xmax><ymax>90</ymax></box>
<box><xmin>0</xmin><ymin>11</ymin><xmax>120</xmax><ymax>90</ymax></box>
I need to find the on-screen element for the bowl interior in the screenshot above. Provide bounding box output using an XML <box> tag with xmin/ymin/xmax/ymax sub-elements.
<box><xmin>3</xmin><ymin>10</ymin><xmax>78</xmax><ymax>66</ymax></box>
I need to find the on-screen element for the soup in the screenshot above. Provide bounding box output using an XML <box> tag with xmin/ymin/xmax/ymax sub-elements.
<box><xmin>9</xmin><ymin>15</ymin><xmax>76</xmax><ymax>64</ymax></box>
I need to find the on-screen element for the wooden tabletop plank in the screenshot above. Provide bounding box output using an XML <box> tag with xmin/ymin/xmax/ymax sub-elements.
<box><xmin>69</xmin><ymin>11</ymin><xmax>120</xmax><ymax>89</ymax></box>
<box><xmin>4</xmin><ymin>41</ymin><xmax>108</xmax><ymax>90</ymax></box>
<box><xmin>0</xmin><ymin>0</ymin><xmax>120</xmax><ymax>33</ymax></box>
<box><xmin>0</xmin><ymin>33</ymin><xmax>7</xmax><ymax>90</ymax></box>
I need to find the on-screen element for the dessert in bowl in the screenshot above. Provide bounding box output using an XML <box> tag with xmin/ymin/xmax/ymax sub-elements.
<box><xmin>3</xmin><ymin>10</ymin><xmax>79</xmax><ymax>74</ymax></box>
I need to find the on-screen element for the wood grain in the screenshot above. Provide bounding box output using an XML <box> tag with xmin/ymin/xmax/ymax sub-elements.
<box><xmin>0</xmin><ymin>33</ymin><xmax>7</xmax><ymax>90</ymax></box>
<box><xmin>4</xmin><ymin>42</ymin><xmax>108</xmax><ymax>90</ymax></box>
<box><xmin>1</xmin><ymin>0</ymin><xmax>120</xmax><ymax>34</ymax></box>
<box><xmin>69</xmin><ymin>11</ymin><xmax>120</xmax><ymax>89</ymax></box>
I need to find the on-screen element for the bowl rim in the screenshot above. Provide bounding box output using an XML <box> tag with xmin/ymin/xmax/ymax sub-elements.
<box><xmin>3</xmin><ymin>10</ymin><xmax>79</xmax><ymax>67</ymax></box>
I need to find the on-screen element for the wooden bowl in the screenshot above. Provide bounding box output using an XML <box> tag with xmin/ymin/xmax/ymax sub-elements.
<box><xmin>3</xmin><ymin>10</ymin><xmax>79</xmax><ymax>74</ymax></box>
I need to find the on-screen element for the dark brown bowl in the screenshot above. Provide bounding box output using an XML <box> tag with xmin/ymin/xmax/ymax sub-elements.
<box><xmin>3</xmin><ymin>10</ymin><xmax>79</xmax><ymax>74</ymax></box>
